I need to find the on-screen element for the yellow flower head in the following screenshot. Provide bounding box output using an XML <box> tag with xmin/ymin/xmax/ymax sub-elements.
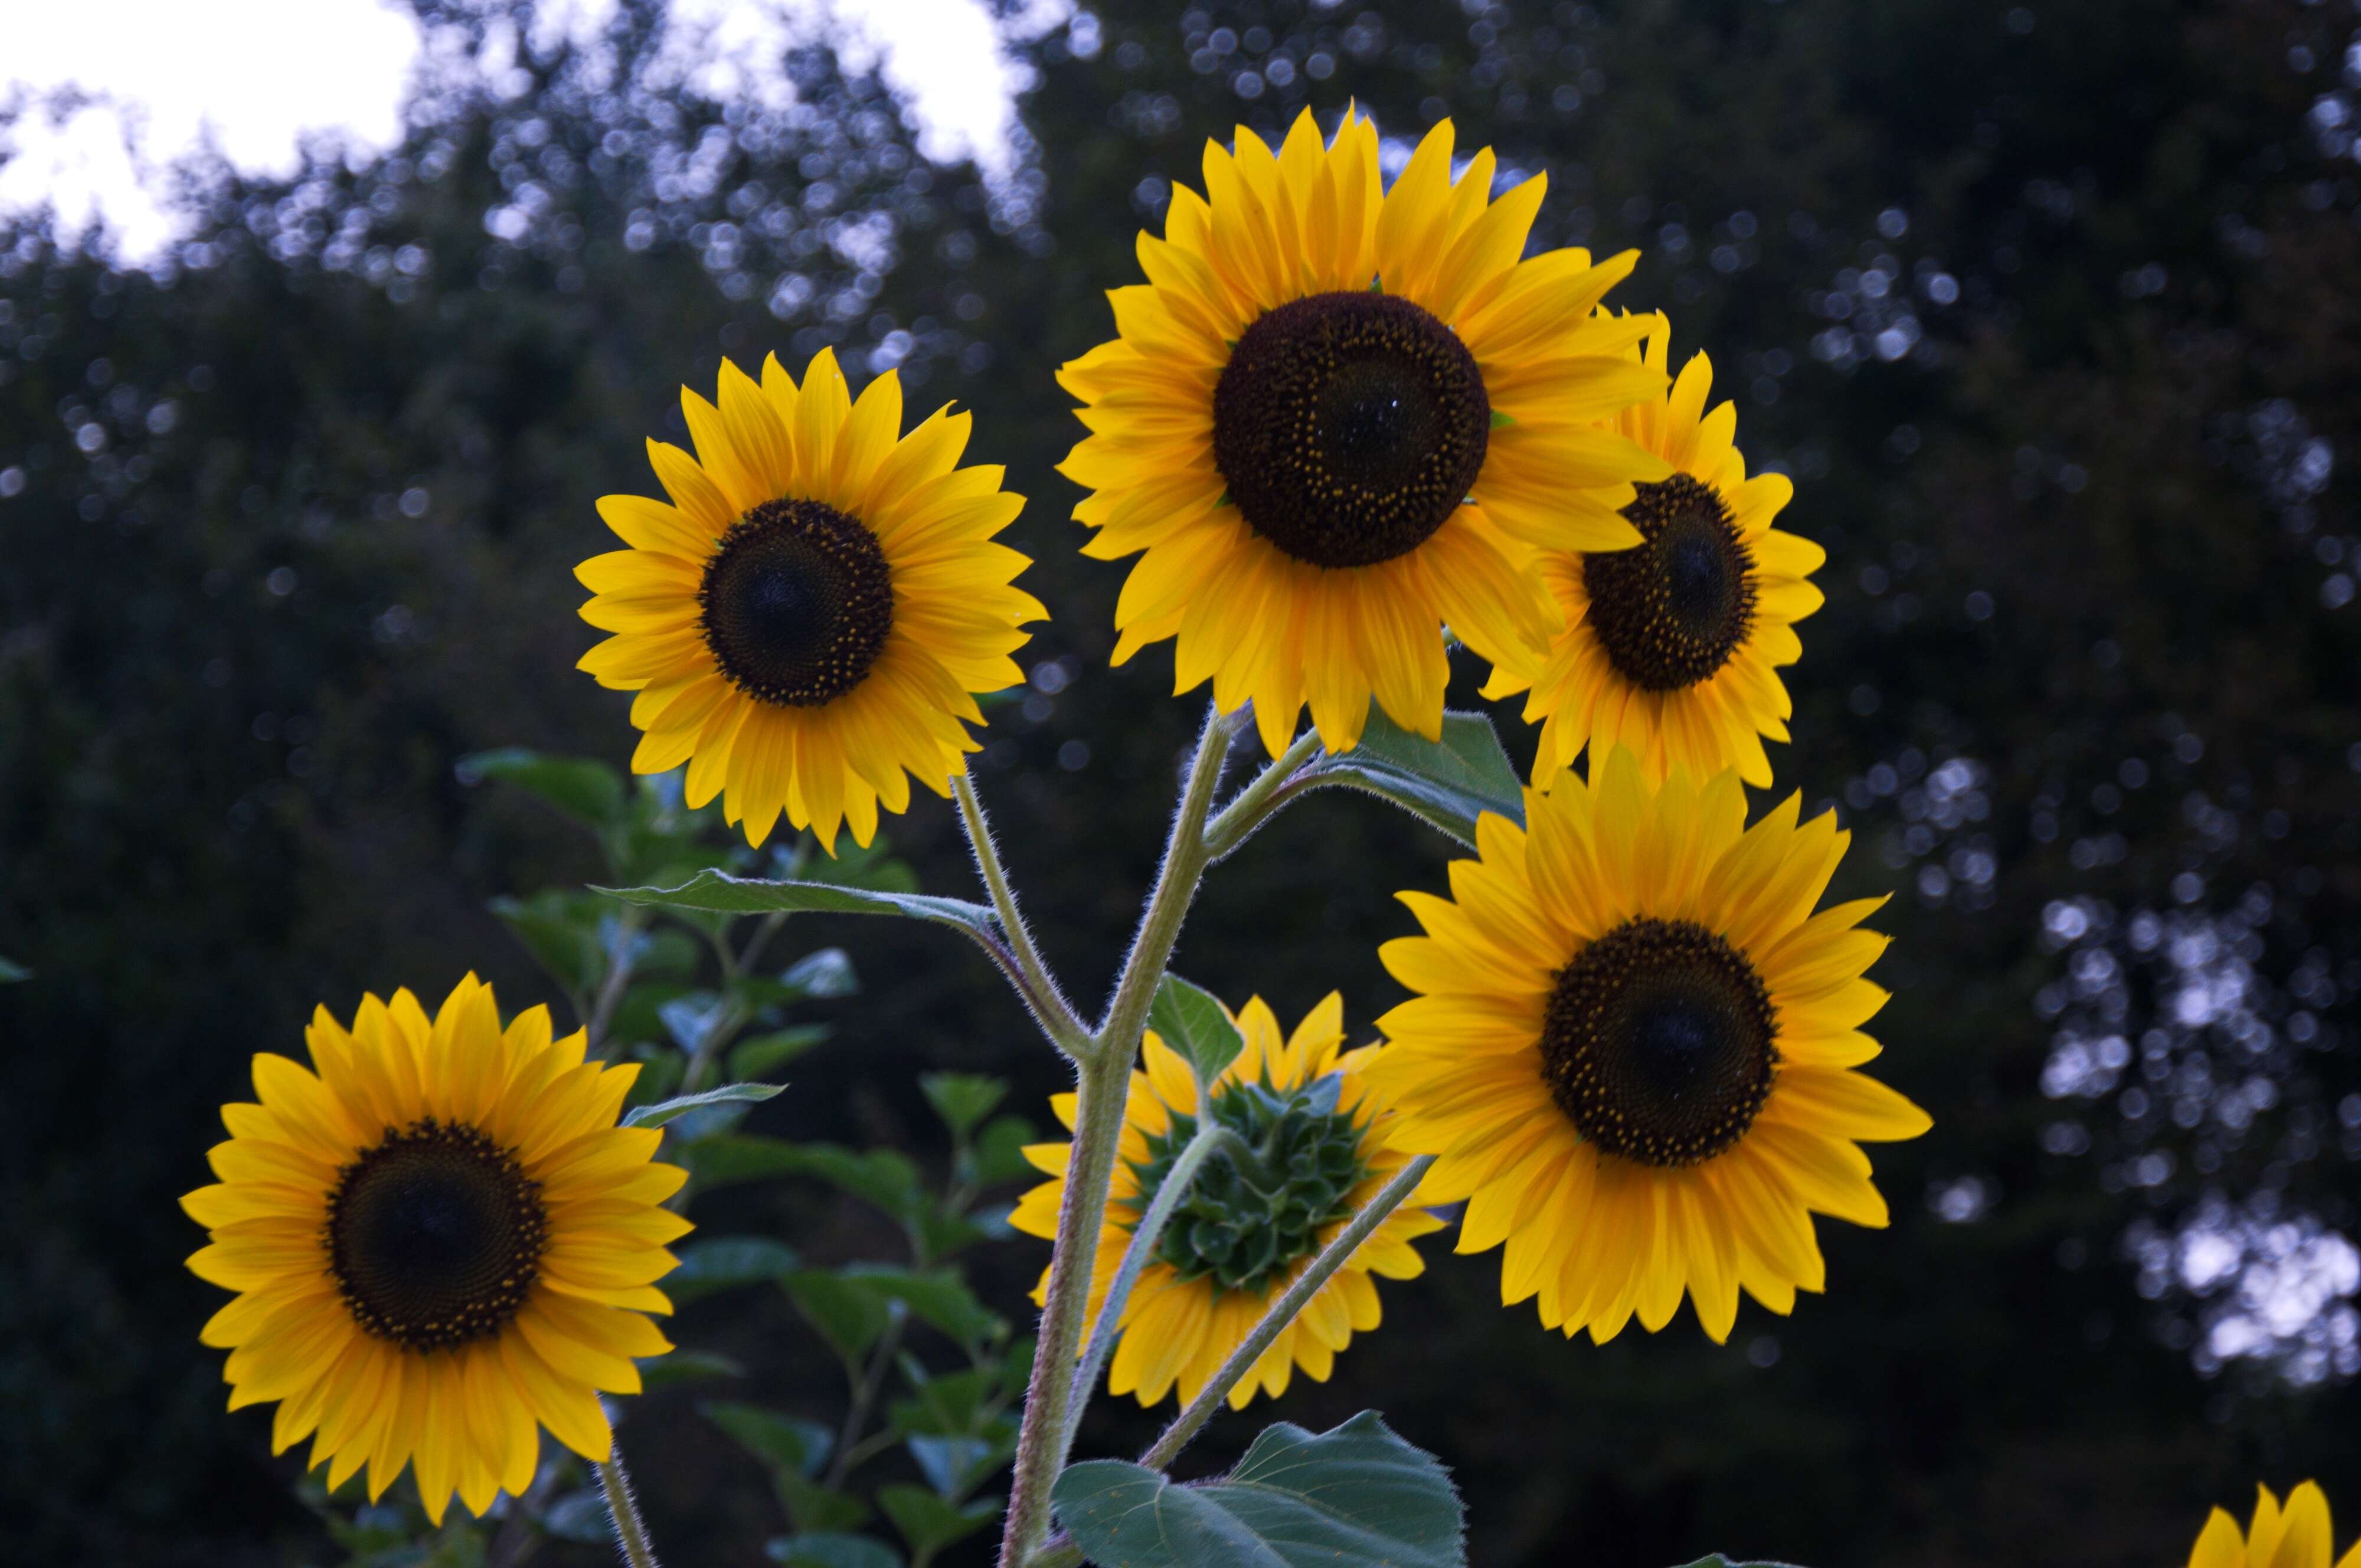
<box><xmin>1363</xmin><ymin>749</ymin><xmax>1930</xmax><ymax>1343</ymax></box>
<box><xmin>1012</xmin><ymin>993</ymin><xmax>1442</xmax><ymax>1409</ymax></box>
<box><xmin>577</xmin><ymin>348</ymin><xmax>1045</xmax><ymax>851</ymax></box>
<box><xmin>2189</xmin><ymin>1483</ymin><xmax>2361</xmax><ymax>1568</ymax></box>
<box><xmin>1483</xmin><ymin>320</ymin><xmax>1823</xmax><ymax>788</ymax></box>
<box><xmin>1060</xmin><ymin>106</ymin><xmax>1669</xmax><ymax>761</ymax></box>
<box><xmin>183</xmin><ymin>976</ymin><xmax>690</xmax><ymax>1523</ymax></box>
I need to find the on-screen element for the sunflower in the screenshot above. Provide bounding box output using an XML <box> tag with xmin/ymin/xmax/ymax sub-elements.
<box><xmin>1012</xmin><ymin>993</ymin><xmax>1442</xmax><ymax>1409</ymax></box>
<box><xmin>1481</xmin><ymin>322</ymin><xmax>1823</xmax><ymax>788</ymax></box>
<box><xmin>1059</xmin><ymin>106</ymin><xmax>1669</xmax><ymax>761</ymax></box>
<box><xmin>577</xmin><ymin>347</ymin><xmax>1044</xmax><ymax>851</ymax></box>
<box><xmin>2189</xmin><ymin>1484</ymin><xmax>2361</xmax><ymax>1568</ymax></box>
<box><xmin>1361</xmin><ymin>749</ymin><xmax>1930</xmax><ymax>1343</ymax></box>
<box><xmin>183</xmin><ymin>976</ymin><xmax>689</xmax><ymax>1523</ymax></box>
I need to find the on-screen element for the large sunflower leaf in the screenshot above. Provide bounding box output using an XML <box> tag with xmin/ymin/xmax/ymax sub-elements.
<box><xmin>1300</xmin><ymin>707</ymin><xmax>1523</xmax><ymax>846</ymax></box>
<box><xmin>599</xmin><ymin>868</ymin><xmax>996</xmax><ymax>938</ymax></box>
<box><xmin>1050</xmin><ymin>1411</ymin><xmax>1463</xmax><ymax>1568</ymax></box>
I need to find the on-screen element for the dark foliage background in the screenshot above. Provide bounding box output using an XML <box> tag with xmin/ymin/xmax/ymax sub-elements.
<box><xmin>4</xmin><ymin>1</ymin><xmax>2359</xmax><ymax>1563</ymax></box>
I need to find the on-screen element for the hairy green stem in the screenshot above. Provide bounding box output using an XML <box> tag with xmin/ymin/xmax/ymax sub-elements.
<box><xmin>996</xmin><ymin>1048</ymin><xmax>1127</xmax><ymax>1568</ymax></box>
<box><xmin>954</xmin><ymin>772</ymin><xmax>1093</xmax><ymax>1055</ymax></box>
<box><xmin>1136</xmin><ymin>1153</ymin><xmax>1436</xmax><ymax>1474</ymax></box>
<box><xmin>1200</xmin><ymin>728</ymin><xmax>1323</xmax><ymax>862</ymax></box>
<box><xmin>996</xmin><ymin>705</ymin><xmax>1242</xmax><ymax>1568</ymax></box>
<box><xmin>1061</xmin><ymin>1122</ymin><xmax>1250</xmax><ymax>1446</ymax></box>
<box><xmin>597</xmin><ymin>1452</ymin><xmax>660</xmax><ymax>1568</ymax></box>
<box><xmin>1089</xmin><ymin>705</ymin><xmax>1243</xmax><ymax>1054</ymax></box>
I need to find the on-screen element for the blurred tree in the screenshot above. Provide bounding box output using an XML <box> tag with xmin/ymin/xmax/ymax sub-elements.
<box><xmin>2</xmin><ymin>1</ymin><xmax>2356</xmax><ymax>1564</ymax></box>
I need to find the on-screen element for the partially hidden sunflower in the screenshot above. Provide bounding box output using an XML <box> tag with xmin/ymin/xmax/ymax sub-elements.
<box><xmin>2189</xmin><ymin>1483</ymin><xmax>2361</xmax><ymax>1568</ymax></box>
<box><xmin>1059</xmin><ymin>106</ymin><xmax>1669</xmax><ymax>761</ymax></box>
<box><xmin>1481</xmin><ymin>320</ymin><xmax>1823</xmax><ymax>787</ymax></box>
<box><xmin>1361</xmin><ymin>749</ymin><xmax>1930</xmax><ymax>1342</ymax></box>
<box><xmin>183</xmin><ymin>976</ymin><xmax>689</xmax><ymax>1523</ymax></box>
<box><xmin>577</xmin><ymin>348</ymin><xmax>1044</xmax><ymax>850</ymax></box>
<box><xmin>1012</xmin><ymin>993</ymin><xmax>1442</xmax><ymax>1409</ymax></box>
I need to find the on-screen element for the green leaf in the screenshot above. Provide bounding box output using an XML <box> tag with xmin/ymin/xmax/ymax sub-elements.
<box><xmin>702</xmin><ymin>1400</ymin><xmax>835</xmax><ymax>1477</ymax></box>
<box><xmin>776</xmin><ymin>1478</ymin><xmax>874</xmax><ymax>1535</ymax></box>
<box><xmin>1301</xmin><ymin>706</ymin><xmax>1524</xmax><ymax>846</ymax></box>
<box><xmin>970</xmin><ymin>1115</ymin><xmax>1040</xmax><ymax>1186</ymax></box>
<box><xmin>785</xmin><ymin>1270</ymin><xmax>892</xmax><ymax>1364</ymax></box>
<box><xmin>637</xmin><ymin>1348</ymin><xmax>744</xmax><ymax>1390</ymax></box>
<box><xmin>666</xmin><ymin>1236</ymin><xmax>802</xmax><ymax>1303</ymax></box>
<box><xmin>903</xmin><ymin>1432</ymin><xmax>1010</xmax><ymax>1495</ymax></box>
<box><xmin>842</xmin><ymin>1265</ymin><xmax>1005</xmax><ymax>1348</ymax></box>
<box><xmin>914</xmin><ymin>1207</ymin><xmax>999</xmax><ymax>1261</ymax></box>
<box><xmin>462</xmin><ymin>748</ymin><xmax>628</xmax><ymax>830</ymax></box>
<box><xmin>732</xmin><ymin>1023</ymin><xmax>833</xmax><ymax>1081</ymax></box>
<box><xmin>681</xmin><ymin>1137</ymin><xmax>923</xmax><ymax>1224</ymax></box>
<box><xmin>1146</xmin><ymin>973</ymin><xmax>1245</xmax><ymax>1095</ymax></box>
<box><xmin>0</xmin><ymin>957</ymin><xmax>31</xmax><ymax>983</ymax></box>
<box><xmin>490</xmin><ymin>889</ymin><xmax>610</xmax><ymax>996</ymax></box>
<box><xmin>1489</xmin><ymin>408</ymin><xmax>1516</xmax><ymax>428</ymax></box>
<box><xmin>599</xmin><ymin>869</ymin><xmax>996</xmax><ymax>942</ymax></box>
<box><xmin>621</xmin><ymin>1082</ymin><xmax>784</xmax><ymax>1128</ymax></box>
<box><xmin>878</xmin><ymin>1485</ymin><xmax>1000</xmax><ymax>1554</ymax></box>
<box><xmin>1051</xmin><ymin>1410</ymin><xmax>1464</xmax><ymax>1568</ymax></box>
<box><xmin>767</xmin><ymin>1532</ymin><xmax>901</xmax><ymax>1568</ymax></box>
<box><xmin>888</xmin><ymin>1366</ymin><xmax>1003</xmax><ymax>1439</ymax></box>
<box><xmin>607</xmin><ymin>980</ymin><xmax>693</xmax><ymax>1052</ymax></box>
<box><xmin>919</xmin><ymin>1072</ymin><xmax>1008</xmax><ymax>1138</ymax></box>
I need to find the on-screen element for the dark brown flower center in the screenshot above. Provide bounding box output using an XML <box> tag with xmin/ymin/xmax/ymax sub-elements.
<box><xmin>1582</xmin><ymin>473</ymin><xmax>1757</xmax><ymax>691</ymax></box>
<box><xmin>1212</xmin><ymin>291</ymin><xmax>1490</xmax><ymax>569</ymax></box>
<box><xmin>699</xmin><ymin>498</ymin><xmax>893</xmax><ymax>706</ymax></box>
<box><xmin>1539</xmin><ymin>918</ymin><xmax>1778</xmax><ymax>1167</ymax></box>
<box><xmin>325</xmin><ymin>1118</ymin><xmax>547</xmax><ymax>1351</ymax></box>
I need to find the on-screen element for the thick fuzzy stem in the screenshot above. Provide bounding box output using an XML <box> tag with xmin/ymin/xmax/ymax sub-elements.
<box><xmin>997</xmin><ymin>705</ymin><xmax>1242</xmax><ymax>1568</ymax></box>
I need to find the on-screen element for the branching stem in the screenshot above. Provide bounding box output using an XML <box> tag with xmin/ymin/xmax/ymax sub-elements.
<box><xmin>1200</xmin><ymin>729</ymin><xmax>1323</xmax><ymax>861</ymax></box>
<box><xmin>996</xmin><ymin>704</ymin><xmax>1243</xmax><ymax>1568</ymax></box>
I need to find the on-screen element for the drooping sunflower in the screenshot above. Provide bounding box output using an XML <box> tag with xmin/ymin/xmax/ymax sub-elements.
<box><xmin>1362</xmin><ymin>749</ymin><xmax>1930</xmax><ymax>1343</ymax></box>
<box><xmin>577</xmin><ymin>348</ymin><xmax>1044</xmax><ymax>851</ymax></box>
<box><xmin>1482</xmin><ymin>322</ymin><xmax>1823</xmax><ymax>787</ymax></box>
<box><xmin>1060</xmin><ymin>106</ymin><xmax>1669</xmax><ymax>761</ymax></box>
<box><xmin>1012</xmin><ymin>993</ymin><xmax>1442</xmax><ymax>1409</ymax></box>
<box><xmin>183</xmin><ymin>976</ymin><xmax>689</xmax><ymax>1523</ymax></box>
<box><xmin>2188</xmin><ymin>1483</ymin><xmax>2361</xmax><ymax>1568</ymax></box>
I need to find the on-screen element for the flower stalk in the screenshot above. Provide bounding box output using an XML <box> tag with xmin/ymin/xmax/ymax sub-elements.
<box><xmin>954</xmin><ymin>772</ymin><xmax>1093</xmax><ymax>1055</ymax></box>
<box><xmin>597</xmin><ymin>1451</ymin><xmax>660</xmax><ymax>1568</ymax></box>
<box><xmin>993</xmin><ymin>704</ymin><xmax>1242</xmax><ymax>1568</ymax></box>
<box><xmin>1060</xmin><ymin>1121</ymin><xmax>1252</xmax><ymax>1449</ymax></box>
